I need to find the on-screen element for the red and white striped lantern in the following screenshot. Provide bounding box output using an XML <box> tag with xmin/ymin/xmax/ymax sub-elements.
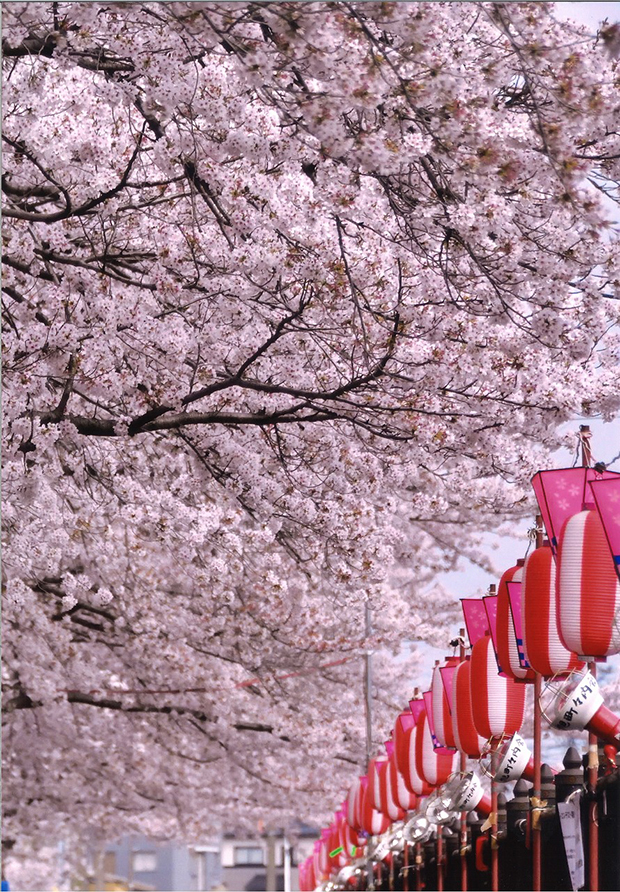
<box><xmin>415</xmin><ymin>710</ymin><xmax>457</xmax><ymax>787</ymax></box>
<box><xmin>393</xmin><ymin>711</ymin><xmax>432</xmax><ymax>796</ymax></box>
<box><xmin>315</xmin><ymin>831</ymin><xmax>330</xmax><ymax>881</ymax></box>
<box><xmin>557</xmin><ymin>507</ymin><xmax>620</xmax><ymax>658</ymax></box>
<box><xmin>381</xmin><ymin>757</ymin><xmax>406</xmax><ymax>822</ymax></box>
<box><xmin>451</xmin><ymin>658</ymin><xmax>487</xmax><ymax>758</ymax></box>
<box><xmin>522</xmin><ymin>543</ymin><xmax>583</xmax><ymax>677</ymax></box>
<box><xmin>360</xmin><ymin>776</ymin><xmax>391</xmax><ymax>836</ymax></box>
<box><xmin>496</xmin><ymin>562</ymin><xmax>536</xmax><ymax>681</ymax></box>
<box><xmin>340</xmin><ymin>814</ymin><xmax>364</xmax><ymax>861</ymax></box>
<box><xmin>397</xmin><ymin>709</ymin><xmax>434</xmax><ymax>796</ymax></box>
<box><xmin>431</xmin><ymin>659</ymin><xmax>458</xmax><ymax>748</ymax></box>
<box><xmin>470</xmin><ymin>634</ymin><xmax>526</xmax><ymax>740</ymax></box>
<box><xmin>346</xmin><ymin>776</ymin><xmax>364</xmax><ymax>832</ymax></box>
<box><xmin>367</xmin><ymin>756</ymin><xmax>387</xmax><ymax>812</ymax></box>
<box><xmin>387</xmin><ymin>752</ymin><xmax>418</xmax><ymax>813</ymax></box>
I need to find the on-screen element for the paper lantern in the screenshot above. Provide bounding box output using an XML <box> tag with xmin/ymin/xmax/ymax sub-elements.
<box><xmin>387</xmin><ymin>752</ymin><xmax>418</xmax><ymax>812</ymax></box>
<box><xmin>367</xmin><ymin>756</ymin><xmax>387</xmax><ymax>812</ymax></box>
<box><xmin>540</xmin><ymin>666</ymin><xmax>620</xmax><ymax>745</ymax></box>
<box><xmin>404</xmin><ymin>712</ymin><xmax>434</xmax><ymax>796</ymax></box>
<box><xmin>415</xmin><ymin>710</ymin><xmax>457</xmax><ymax>787</ymax></box>
<box><xmin>522</xmin><ymin>544</ymin><xmax>583</xmax><ymax>676</ymax></box>
<box><xmin>340</xmin><ymin>812</ymin><xmax>364</xmax><ymax>860</ymax></box>
<box><xmin>346</xmin><ymin>777</ymin><xmax>364</xmax><ymax>832</ymax></box>
<box><xmin>393</xmin><ymin>711</ymin><xmax>432</xmax><ymax>796</ymax></box>
<box><xmin>443</xmin><ymin>772</ymin><xmax>492</xmax><ymax>816</ymax></box>
<box><xmin>381</xmin><ymin>757</ymin><xmax>406</xmax><ymax>822</ymax></box>
<box><xmin>557</xmin><ymin>507</ymin><xmax>620</xmax><ymax>658</ymax></box>
<box><xmin>431</xmin><ymin>659</ymin><xmax>458</xmax><ymax>748</ymax></box>
<box><xmin>470</xmin><ymin>634</ymin><xmax>526</xmax><ymax>740</ymax></box>
<box><xmin>451</xmin><ymin>658</ymin><xmax>487</xmax><ymax>758</ymax></box>
<box><xmin>360</xmin><ymin>776</ymin><xmax>391</xmax><ymax>836</ymax></box>
<box><xmin>496</xmin><ymin>562</ymin><xmax>536</xmax><ymax>681</ymax></box>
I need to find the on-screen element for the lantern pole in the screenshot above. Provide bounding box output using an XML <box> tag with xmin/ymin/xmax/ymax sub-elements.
<box><xmin>490</xmin><ymin>748</ymin><xmax>499</xmax><ymax>892</ymax></box>
<box><xmin>581</xmin><ymin>425</ymin><xmax>599</xmax><ymax>892</ymax></box>
<box><xmin>532</xmin><ymin>516</ymin><xmax>544</xmax><ymax>892</ymax></box>
<box><xmin>434</xmin><ymin>659</ymin><xmax>444</xmax><ymax>892</ymax></box>
<box><xmin>459</xmin><ymin>629</ymin><xmax>468</xmax><ymax>892</ymax></box>
<box><xmin>488</xmin><ymin>584</ymin><xmax>499</xmax><ymax>892</ymax></box>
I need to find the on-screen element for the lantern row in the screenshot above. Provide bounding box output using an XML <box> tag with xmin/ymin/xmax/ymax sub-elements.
<box><xmin>299</xmin><ymin>469</ymin><xmax>620</xmax><ymax>891</ymax></box>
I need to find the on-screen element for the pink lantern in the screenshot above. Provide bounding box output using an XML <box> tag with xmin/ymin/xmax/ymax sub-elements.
<box><xmin>522</xmin><ymin>543</ymin><xmax>583</xmax><ymax>677</ymax></box>
<box><xmin>451</xmin><ymin>658</ymin><xmax>486</xmax><ymax>758</ymax></box>
<box><xmin>531</xmin><ymin>467</ymin><xmax>620</xmax><ymax>554</ymax></box>
<box><xmin>557</xmin><ymin>507</ymin><xmax>620</xmax><ymax>658</ymax></box>
<box><xmin>591</xmin><ymin>477</ymin><xmax>620</xmax><ymax>578</ymax></box>
<box><xmin>461</xmin><ymin>598</ymin><xmax>490</xmax><ymax>646</ymax></box>
<box><xmin>415</xmin><ymin>709</ymin><xmax>457</xmax><ymax>786</ymax></box>
<box><xmin>496</xmin><ymin>562</ymin><xmax>536</xmax><ymax>682</ymax></box>
<box><xmin>470</xmin><ymin>634</ymin><xmax>526</xmax><ymax>740</ymax></box>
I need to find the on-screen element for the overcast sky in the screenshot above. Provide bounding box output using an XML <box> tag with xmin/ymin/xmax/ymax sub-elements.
<box><xmin>555</xmin><ymin>2</ymin><xmax>620</xmax><ymax>29</ymax></box>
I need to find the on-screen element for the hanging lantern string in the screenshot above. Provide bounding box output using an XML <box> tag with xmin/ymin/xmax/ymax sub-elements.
<box><xmin>61</xmin><ymin>656</ymin><xmax>358</xmax><ymax>696</ymax></box>
<box><xmin>578</xmin><ymin>425</ymin><xmax>593</xmax><ymax>468</ymax></box>
<box><xmin>605</xmin><ymin>448</ymin><xmax>620</xmax><ymax>469</ymax></box>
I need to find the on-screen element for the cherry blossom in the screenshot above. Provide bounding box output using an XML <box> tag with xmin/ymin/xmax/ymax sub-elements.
<box><xmin>2</xmin><ymin>3</ymin><xmax>619</xmax><ymax>886</ymax></box>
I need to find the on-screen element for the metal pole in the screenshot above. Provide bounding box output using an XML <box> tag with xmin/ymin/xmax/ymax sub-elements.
<box><xmin>581</xmin><ymin>425</ymin><xmax>599</xmax><ymax>892</ymax></box>
<box><xmin>491</xmin><ymin>750</ymin><xmax>499</xmax><ymax>892</ymax></box>
<box><xmin>403</xmin><ymin>839</ymin><xmax>409</xmax><ymax>892</ymax></box>
<box><xmin>588</xmin><ymin>661</ymin><xmax>599</xmax><ymax>892</ymax></box>
<box><xmin>532</xmin><ymin>515</ymin><xmax>543</xmax><ymax>892</ymax></box>
<box><xmin>283</xmin><ymin>835</ymin><xmax>291</xmax><ymax>892</ymax></box>
<box><xmin>266</xmin><ymin>833</ymin><xmax>276</xmax><ymax>892</ymax></box>
<box><xmin>459</xmin><ymin>629</ymin><xmax>468</xmax><ymax>892</ymax></box>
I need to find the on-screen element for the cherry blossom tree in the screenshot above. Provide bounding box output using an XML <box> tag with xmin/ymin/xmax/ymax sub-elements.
<box><xmin>2</xmin><ymin>1</ymin><xmax>620</xmax><ymax>885</ymax></box>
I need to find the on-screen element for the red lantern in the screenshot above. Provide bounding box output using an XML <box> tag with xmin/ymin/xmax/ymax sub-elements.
<box><xmin>557</xmin><ymin>507</ymin><xmax>620</xmax><ymax>658</ymax></box>
<box><xmin>393</xmin><ymin>711</ymin><xmax>415</xmax><ymax>777</ymax></box>
<box><xmin>399</xmin><ymin>710</ymin><xmax>434</xmax><ymax>796</ymax></box>
<box><xmin>346</xmin><ymin>776</ymin><xmax>364</xmax><ymax>831</ymax></box>
<box><xmin>496</xmin><ymin>562</ymin><xmax>536</xmax><ymax>681</ymax></box>
<box><xmin>415</xmin><ymin>710</ymin><xmax>457</xmax><ymax>787</ymax></box>
<box><xmin>470</xmin><ymin>634</ymin><xmax>526</xmax><ymax>740</ymax></box>
<box><xmin>522</xmin><ymin>543</ymin><xmax>583</xmax><ymax>677</ymax></box>
<box><xmin>367</xmin><ymin>756</ymin><xmax>387</xmax><ymax>812</ymax></box>
<box><xmin>340</xmin><ymin>813</ymin><xmax>364</xmax><ymax>860</ymax></box>
<box><xmin>387</xmin><ymin>751</ymin><xmax>418</xmax><ymax>812</ymax></box>
<box><xmin>431</xmin><ymin>659</ymin><xmax>458</xmax><ymax>748</ymax></box>
<box><xmin>360</xmin><ymin>776</ymin><xmax>391</xmax><ymax>836</ymax></box>
<box><xmin>451</xmin><ymin>658</ymin><xmax>486</xmax><ymax>758</ymax></box>
<box><xmin>381</xmin><ymin>757</ymin><xmax>406</xmax><ymax>821</ymax></box>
